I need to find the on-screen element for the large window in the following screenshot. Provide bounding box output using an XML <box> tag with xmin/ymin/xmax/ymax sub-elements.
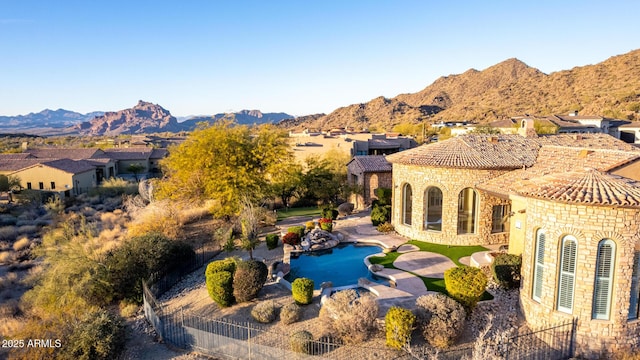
<box><xmin>593</xmin><ymin>239</ymin><xmax>615</xmax><ymax>320</ymax></box>
<box><xmin>491</xmin><ymin>204</ymin><xmax>511</xmax><ymax>233</ymax></box>
<box><xmin>557</xmin><ymin>235</ymin><xmax>578</xmax><ymax>313</ymax></box>
<box><xmin>532</xmin><ymin>229</ymin><xmax>546</xmax><ymax>302</ymax></box>
<box><xmin>402</xmin><ymin>184</ymin><xmax>412</xmax><ymax>226</ymax></box>
<box><xmin>424</xmin><ymin>187</ymin><xmax>443</xmax><ymax>231</ymax></box>
<box><xmin>457</xmin><ymin>188</ymin><xmax>478</xmax><ymax>234</ymax></box>
<box><xmin>628</xmin><ymin>252</ymin><xmax>640</xmax><ymax>320</ymax></box>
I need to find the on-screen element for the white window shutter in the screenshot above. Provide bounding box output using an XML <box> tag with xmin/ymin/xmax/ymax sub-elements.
<box><xmin>593</xmin><ymin>241</ymin><xmax>614</xmax><ymax>320</ymax></box>
<box><xmin>532</xmin><ymin>230</ymin><xmax>545</xmax><ymax>302</ymax></box>
<box><xmin>557</xmin><ymin>236</ymin><xmax>577</xmax><ymax>313</ymax></box>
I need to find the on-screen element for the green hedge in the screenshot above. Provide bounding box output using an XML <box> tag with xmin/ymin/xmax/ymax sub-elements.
<box><xmin>287</xmin><ymin>226</ymin><xmax>306</xmax><ymax>239</ymax></box>
<box><xmin>375</xmin><ymin>187</ymin><xmax>392</xmax><ymax>205</ymax></box>
<box><xmin>371</xmin><ymin>204</ymin><xmax>391</xmax><ymax>226</ymax></box>
<box><xmin>266</xmin><ymin>234</ymin><xmax>279</xmax><ymax>250</ymax></box>
<box><xmin>206</xmin><ymin>271</ymin><xmax>235</xmax><ymax>307</ymax></box>
<box><xmin>491</xmin><ymin>253</ymin><xmax>522</xmax><ymax>289</ymax></box>
<box><xmin>233</xmin><ymin>260</ymin><xmax>268</xmax><ymax>303</ymax></box>
<box><xmin>444</xmin><ymin>266</ymin><xmax>487</xmax><ymax>312</ymax></box>
<box><xmin>385</xmin><ymin>306</ymin><xmax>415</xmax><ymax>349</ymax></box>
<box><xmin>292</xmin><ymin>278</ymin><xmax>314</xmax><ymax>305</ymax></box>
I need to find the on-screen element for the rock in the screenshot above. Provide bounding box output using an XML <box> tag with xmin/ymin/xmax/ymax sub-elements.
<box><xmin>369</xmin><ymin>264</ymin><xmax>384</xmax><ymax>272</ymax></box>
<box><xmin>337</xmin><ymin>202</ymin><xmax>355</xmax><ymax>217</ymax></box>
<box><xmin>336</xmin><ymin>233</ymin><xmax>344</xmax><ymax>241</ymax></box>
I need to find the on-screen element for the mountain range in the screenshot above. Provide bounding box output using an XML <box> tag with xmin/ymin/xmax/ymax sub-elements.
<box><xmin>304</xmin><ymin>48</ymin><xmax>640</xmax><ymax>130</ymax></box>
<box><xmin>2</xmin><ymin>48</ymin><xmax>639</xmax><ymax>135</ymax></box>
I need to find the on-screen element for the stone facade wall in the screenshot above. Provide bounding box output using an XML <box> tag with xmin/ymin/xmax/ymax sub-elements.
<box><xmin>519</xmin><ymin>198</ymin><xmax>640</xmax><ymax>358</ymax></box>
<box><xmin>347</xmin><ymin>161</ymin><xmax>392</xmax><ymax>209</ymax></box>
<box><xmin>391</xmin><ymin>163</ymin><xmax>511</xmax><ymax>246</ymax></box>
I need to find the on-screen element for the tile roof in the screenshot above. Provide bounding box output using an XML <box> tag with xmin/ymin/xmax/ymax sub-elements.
<box><xmin>150</xmin><ymin>148</ymin><xmax>168</xmax><ymax>159</ymax></box>
<box><xmin>386</xmin><ymin>134</ymin><xmax>540</xmax><ymax>169</ymax></box>
<box><xmin>24</xmin><ymin>148</ymin><xmax>106</xmax><ymax>159</ymax></box>
<box><xmin>348</xmin><ymin>155</ymin><xmax>392</xmax><ymax>173</ymax></box>
<box><xmin>102</xmin><ymin>148</ymin><xmax>153</xmax><ymax>160</ymax></box>
<box><xmin>536</xmin><ymin>133</ymin><xmax>640</xmax><ymax>151</ymax></box>
<box><xmin>41</xmin><ymin>159</ymin><xmax>96</xmax><ymax>174</ymax></box>
<box><xmin>0</xmin><ymin>153</ymin><xmax>35</xmax><ymax>160</ymax></box>
<box><xmin>516</xmin><ymin>168</ymin><xmax>640</xmax><ymax>208</ymax></box>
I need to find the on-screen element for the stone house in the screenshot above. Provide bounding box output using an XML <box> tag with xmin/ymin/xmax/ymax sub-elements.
<box><xmin>386</xmin><ymin>119</ymin><xmax>640</xmax><ymax>357</ymax></box>
<box><xmin>346</xmin><ymin>155</ymin><xmax>392</xmax><ymax>209</ymax></box>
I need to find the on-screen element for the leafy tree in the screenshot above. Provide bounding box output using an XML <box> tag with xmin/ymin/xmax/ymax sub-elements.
<box><xmin>269</xmin><ymin>161</ymin><xmax>304</xmax><ymax>208</ymax></box>
<box><xmin>0</xmin><ymin>174</ymin><xmax>20</xmax><ymax>202</ymax></box>
<box><xmin>468</xmin><ymin>125</ymin><xmax>501</xmax><ymax>134</ymax></box>
<box><xmin>156</xmin><ymin>121</ymin><xmax>291</xmax><ymax>217</ymax></box>
<box><xmin>126</xmin><ymin>163</ymin><xmax>146</xmax><ymax>182</ymax></box>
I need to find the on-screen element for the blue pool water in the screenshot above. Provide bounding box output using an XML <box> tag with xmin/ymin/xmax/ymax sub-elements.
<box><xmin>285</xmin><ymin>243</ymin><xmax>387</xmax><ymax>289</ymax></box>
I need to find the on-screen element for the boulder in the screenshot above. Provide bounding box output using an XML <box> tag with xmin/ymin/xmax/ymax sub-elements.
<box><xmin>337</xmin><ymin>202</ymin><xmax>355</xmax><ymax>217</ymax></box>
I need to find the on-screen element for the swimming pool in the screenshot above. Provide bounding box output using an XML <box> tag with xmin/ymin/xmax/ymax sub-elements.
<box><xmin>285</xmin><ymin>243</ymin><xmax>387</xmax><ymax>289</ymax></box>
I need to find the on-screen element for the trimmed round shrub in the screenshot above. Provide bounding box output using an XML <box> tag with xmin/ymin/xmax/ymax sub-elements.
<box><xmin>233</xmin><ymin>260</ymin><xmax>268</xmax><ymax>303</ymax></box>
<box><xmin>251</xmin><ymin>300</ymin><xmax>278</xmax><ymax>323</ymax></box>
<box><xmin>385</xmin><ymin>306</ymin><xmax>415</xmax><ymax>349</ymax></box>
<box><xmin>292</xmin><ymin>277</ymin><xmax>314</xmax><ymax>305</ymax></box>
<box><xmin>280</xmin><ymin>302</ymin><xmax>302</xmax><ymax>325</ymax></box>
<box><xmin>265</xmin><ymin>233</ymin><xmax>279</xmax><ymax>250</ymax></box>
<box><xmin>444</xmin><ymin>266</ymin><xmax>487</xmax><ymax>312</ymax></box>
<box><xmin>205</xmin><ymin>258</ymin><xmax>237</xmax><ymax>276</ymax></box>
<box><xmin>415</xmin><ymin>293</ymin><xmax>466</xmax><ymax>349</ymax></box>
<box><xmin>491</xmin><ymin>253</ymin><xmax>522</xmax><ymax>289</ymax></box>
<box><xmin>321</xmin><ymin>207</ymin><xmax>339</xmax><ymax>220</ymax></box>
<box><xmin>206</xmin><ymin>271</ymin><xmax>235</xmax><ymax>307</ymax></box>
<box><xmin>287</xmin><ymin>225</ymin><xmax>306</xmax><ymax>238</ymax></box>
<box><xmin>290</xmin><ymin>330</ymin><xmax>313</xmax><ymax>354</ymax></box>
<box><xmin>282</xmin><ymin>232</ymin><xmax>301</xmax><ymax>246</ymax></box>
<box><xmin>305</xmin><ymin>221</ymin><xmax>316</xmax><ymax>231</ymax></box>
<box><xmin>371</xmin><ymin>204</ymin><xmax>391</xmax><ymax>226</ymax></box>
<box><xmin>319</xmin><ymin>289</ymin><xmax>379</xmax><ymax>344</ymax></box>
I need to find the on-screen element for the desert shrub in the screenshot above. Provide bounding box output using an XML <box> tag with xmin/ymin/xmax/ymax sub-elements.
<box><xmin>61</xmin><ymin>309</ymin><xmax>126</xmax><ymax>360</ymax></box>
<box><xmin>12</xmin><ymin>237</ymin><xmax>30</xmax><ymax>251</ymax></box>
<box><xmin>206</xmin><ymin>271</ymin><xmax>235</xmax><ymax>307</ymax></box>
<box><xmin>251</xmin><ymin>300</ymin><xmax>278</xmax><ymax>323</ymax></box>
<box><xmin>385</xmin><ymin>306</ymin><xmax>415</xmax><ymax>349</ymax></box>
<box><xmin>319</xmin><ymin>217</ymin><xmax>333</xmax><ymax>232</ymax></box>
<box><xmin>319</xmin><ymin>289</ymin><xmax>379</xmax><ymax>344</ymax></box>
<box><xmin>280</xmin><ymin>302</ymin><xmax>302</xmax><ymax>325</ymax></box>
<box><xmin>282</xmin><ymin>232</ymin><xmax>301</xmax><ymax>246</ymax></box>
<box><xmin>374</xmin><ymin>187</ymin><xmax>392</xmax><ymax>205</ymax></box>
<box><xmin>206</xmin><ymin>258</ymin><xmax>237</xmax><ymax>275</ymax></box>
<box><xmin>287</xmin><ymin>226</ymin><xmax>305</xmax><ymax>238</ymax></box>
<box><xmin>43</xmin><ymin>195</ymin><xmax>65</xmax><ymax>215</ymax></box>
<box><xmin>305</xmin><ymin>221</ymin><xmax>316</xmax><ymax>231</ymax></box>
<box><xmin>491</xmin><ymin>253</ymin><xmax>522</xmax><ymax>289</ymax></box>
<box><xmin>0</xmin><ymin>226</ymin><xmax>17</xmax><ymax>241</ymax></box>
<box><xmin>444</xmin><ymin>266</ymin><xmax>487</xmax><ymax>312</ymax></box>
<box><xmin>321</xmin><ymin>207</ymin><xmax>339</xmax><ymax>220</ymax></box>
<box><xmin>104</xmin><ymin>233</ymin><xmax>195</xmax><ymax>303</ymax></box>
<box><xmin>415</xmin><ymin>293</ymin><xmax>466</xmax><ymax>349</ymax></box>
<box><xmin>265</xmin><ymin>233</ymin><xmax>279</xmax><ymax>250</ymax></box>
<box><xmin>292</xmin><ymin>277</ymin><xmax>314</xmax><ymax>305</ymax></box>
<box><xmin>91</xmin><ymin>177</ymin><xmax>138</xmax><ymax>197</ymax></box>
<box><xmin>17</xmin><ymin>225</ymin><xmax>38</xmax><ymax>236</ymax></box>
<box><xmin>376</xmin><ymin>222</ymin><xmax>394</xmax><ymax>233</ymax></box>
<box><xmin>233</xmin><ymin>260</ymin><xmax>268</xmax><ymax>303</ymax></box>
<box><xmin>118</xmin><ymin>300</ymin><xmax>139</xmax><ymax>318</ymax></box>
<box><xmin>0</xmin><ymin>251</ymin><xmax>11</xmax><ymax>264</ymax></box>
<box><xmin>126</xmin><ymin>201</ymin><xmax>182</xmax><ymax>240</ymax></box>
<box><xmin>290</xmin><ymin>330</ymin><xmax>313</xmax><ymax>354</ymax></box>
<box><xmin>370</xmin><ymin>204</ymin><xmax>391</xmax><ymax>226</ymax></box>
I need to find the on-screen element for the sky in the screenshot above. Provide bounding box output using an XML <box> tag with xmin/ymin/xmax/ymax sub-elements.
<box><xmin>1</xmin><ymin>0</ymin><xmax>639</xmax><ymax>117</ymax></box>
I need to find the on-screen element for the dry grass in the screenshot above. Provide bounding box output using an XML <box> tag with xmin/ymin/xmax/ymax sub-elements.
<box><xmin>119</xmin><ymin>300</ymin><xmax>140</xmax><ymax>318</ymax></box>
<box><xmin>12</xmin><ymin>237</ymin><xmax>30</xmax><ymax>251</ymax></box>
<box><xmin>126</xmin><ymin>200</ymin><xmax>182</xmax><ymax>240</ymax></box>
<box><xmin>0</xmin><ymin>314</ymin><xmax>24</xmax><ymax>338</ymax></box>
<box><xmin>0</xmin><ymin>251</ymin><xmax>12</xmax><ymax>264</ymax></box>
<box><xmin>178</xmin><ymin>206</ymin><xmax>211</xmax><ymax>225</ymax></box>
<box><xmin>0</xmin><ymin>226</ymin><xmax>17</xmax><ymax>241</ymax></box>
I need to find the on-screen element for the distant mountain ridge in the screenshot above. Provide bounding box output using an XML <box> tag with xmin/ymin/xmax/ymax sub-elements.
<box><xmin>300</xmin><ymin>49</ymin><xmax>640</xmax><ymax>130</ymax></box>
<box><xmin>0</xmin><ymin>109</ymin><xmax>104</xmax><ymax>132</ymax></box>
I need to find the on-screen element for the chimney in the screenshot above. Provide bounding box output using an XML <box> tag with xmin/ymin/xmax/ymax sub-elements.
<box><xmin>569</xmin><ymin>111</ymin><xmax>578</xmax><ymax>116</ymax></box>
<box><xmin>488</xmin><ymin>136</ymin><xmax>499</xmax><ymax>144</ymax></box>
<box><xmin>517</xmin><ymin>118</ymin><xmax>538</xmax><ymax>138</ymax></box>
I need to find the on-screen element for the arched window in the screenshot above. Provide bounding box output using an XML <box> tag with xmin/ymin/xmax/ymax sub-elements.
<box><xmin>402</xmin><ymin>184</ymin><xmax>412</xmax><ymax>226</ymax></box>
<box><xmin>629</xmin><ymin>252</ymin><xmax>640</xmax><ymax>319</ymax></box>
<box><xmin>532</xmin><ymin>229</ymin><xmax>545</xmax><ymax>302</ymax></box>
<box><xmin>457</xmin><ymin>188</ymin><xmax>478</xmax><ymax>234</ymax></box>
<box><xmin>557</xmin><ymin>235</ymin><xmax>578</xmax><ymax>313</ymax></box>
<box><xmin>593</xmin><ymin>239</ymin><xmax>616</xmax><ymax>320</ymax></box>
<box><xmin>424</xmin><ymin>187</ymin><xmax>443</xmax><ymax>231</ymax></box>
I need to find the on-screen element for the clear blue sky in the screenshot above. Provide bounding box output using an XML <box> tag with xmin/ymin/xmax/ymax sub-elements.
<box><xmin>1</xmin><ymin>0</ymin><xmax>639</xmax><ymax>117</ymax></box>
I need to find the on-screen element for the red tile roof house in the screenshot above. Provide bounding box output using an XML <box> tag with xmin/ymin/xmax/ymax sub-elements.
<box><xmin>386</xmin><ymin>119</ymin><xmax>640</xmax><ymax>358</ymax></box>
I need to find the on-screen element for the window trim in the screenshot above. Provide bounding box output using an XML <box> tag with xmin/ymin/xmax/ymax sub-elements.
<box><xmin>491</xmin><ymin>204</ymin><xmax>510</xmax><ymax>233</ymax></box>
<box><xmin>532</xmin><ymin>229</ymin><xmax>545</xmax><ymax>302</ymax></box>
<box><xmin>402</xmin><ymin>183</ymin><xmax>412</xmax><ymax>226</ymax></box>
<box><xmin>423</xmin><ymin>186</ymin><xmax>443</xmax><ymax>232</ymax></box>
<box><xmin>557</xmin><ymin>235</ymin><xmax>578</xmax><ymax>314</ymax></box>
<box><xmin>592</xmin><ymin>239</ymin><xmax>615</xmax><ymax>320</ymax></box>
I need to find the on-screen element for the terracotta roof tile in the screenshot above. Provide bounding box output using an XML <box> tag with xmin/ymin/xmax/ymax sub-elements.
<box><xmin>386</xmin><ymin>135</ymin><xmax>539</xmax><ymax>169</ymax></box>
<box><xmin>516</xmin><ymin>168</ymin><xmax>640</xmax><ymax>208</ymax></box>
<box><xmin>348</xmin><ymin>155</ymin><xmax>392</xmax><ymax>173</ymax></box>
